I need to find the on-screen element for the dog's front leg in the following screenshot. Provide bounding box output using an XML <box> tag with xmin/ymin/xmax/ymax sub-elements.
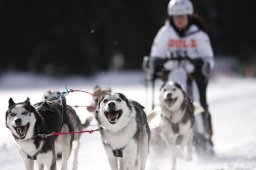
<box><xmin>124</xmin><ymin>159</ymin><xmax>139</xmax><ymax>170</ymax></box>
<box><xmin>50</xmin><ymin>149</ymin><xmax>57</xmax><ymax>170</ymax></box>
<box><xmin>119</xmin><ymin>158</ymin><xmax>125</xmax><ymax>170</ymax></box>
<box><xmin>171</xmin><ymin>155</ymin><xmax>177</xmax><ymax>170</ymax></box>
<box><xmin>59</xmin><ymin>125</ymin><xmax>72</xmax><ymax>170</ymax></box>
<box><xmin>178</xmin><ymin>129</ymin><xmax>193</xmax><ymax>161</ymax></box>
<box><xmin>166</xmin><ymin>142</ymin><xmax>178</xmax><ymax>170</ymax></box>
<box><xmin>102</xmin><ymin>142</ymin><xmax>118</xmax><ymax>170</ymax></box>
<box><xmin>164</xmin><ymin>135</ymin><xmax>183</xmax><ymax>159</ymax></box>
<box><xmin>25</xmin><ymin>160</ymin><xmax>34</xmax><ymax>170</ymax></box>
<box><xmin>37</xmin><ymin>164</ymin><xmax>44</xmax><ymax>170</ymax></box>
<box><xmin>163</xmin><ymin>136</ymin><xmax>179</xmax><ymax>170</ymax></box>
<box><xmin>186</xmin><ymin>130</ymin><xmax>193</xmax><ymax>161</ymax></box>
<box><xmin>119</xmin><ymin>159</ymin><xmax>139</xmax><ymax>170</ymax></box>
<box><xmin>72</xmin><ymin>139</ymin><xmax>80</xmax><ymax>170</ymax></box>
<box><xmin>108</xmin><ymin>157</ymin><xmax>118</xmax><ymax>170</ymax></box>
<box><xmin>139</xmin><ymin>128</ymin><xmax>150</xmax><ymax>170</ymax></box>
<box><xmin>50</xmin><ymin>161</ymin><xmax>57</xmax><ymax>170</ymax></box>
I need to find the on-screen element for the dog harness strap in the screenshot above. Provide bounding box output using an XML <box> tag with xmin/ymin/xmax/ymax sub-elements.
<box><xmin>104</xmin><ymin>139</ymin><xmax>126</xmax><ymax>158</ymax></box>
<box><xmin>175</xmin><ymin>134</ymin><xmax>184</xmax><ymax>145</ymax></box>
<box><xmin>160</xmin><ymin>114</ymin><xmax>180</xmax><ymax>133</ymax></box>
<box><xmin>112</xmin><ymin>146</ymin><xmax>125</xmax><ymax>157</ymax></box>
<box><xmin>171</xmin><ymin>123</ymin><xmax>180</xmax><ymax>134</ymax></box>
<box><xmin>26</xmin><ymin>150</ymin><xmax>41</xmax><ymax>160</ymax></box>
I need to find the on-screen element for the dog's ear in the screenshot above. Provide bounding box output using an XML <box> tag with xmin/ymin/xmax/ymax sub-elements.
<box><xmin>24</xmin><ymin>97</ymin><xmax>31</xmax><ymax>106</ymax></box>
<box><xmin>117</xmin><ymin>93</ymin><xmax>127</xmax><ymax>101</ymax></box>
<box><xmin>5</xmin><ymin>110</ymin><xmax>8</xmax><ymax>128</ymax></box>
<box><xmin>116</xmin><ymin>93</ymin><xmax>132</xmax><ymax>110</ymax></box>
<box><xmin>174</xmin><ymin>82</ymin><xmax>182</xmax><ymax>90</ymax></box>
<box><xmin>8</xmin><ymin>98</ymin><xmax>15</xmax><ymax>108</ymax></box>
<box><xmin>160</xmin><ymin>82</ymin><xmax>166</xmax><ymax>90</ymax></box>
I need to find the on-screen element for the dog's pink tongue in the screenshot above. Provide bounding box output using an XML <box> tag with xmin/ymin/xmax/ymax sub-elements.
<box><xmin>108</xmin><ymin>111</ymin><xmax>118</xmax><ymax>120</ymax></box>
<box><xmin>17</xmin><ymin>127</ymin><xmax>26</xmax><ymax>136</ymax></box>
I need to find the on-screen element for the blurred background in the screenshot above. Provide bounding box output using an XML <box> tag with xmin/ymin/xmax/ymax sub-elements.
<box><xmin>1</xmin><ymin>2</ymin><xmax>256</xmax><ymax>169</ymax></box>
<box><xmin>0</xmin><ymin>0</ymin><xmax>255</xmax><ymax>76</ymax></box>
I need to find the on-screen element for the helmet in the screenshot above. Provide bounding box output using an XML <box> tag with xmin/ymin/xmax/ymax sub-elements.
<box><xmin>167</xmin><ymin>0</ymin><xmax>194</xmax><ymax>16</ymax></box>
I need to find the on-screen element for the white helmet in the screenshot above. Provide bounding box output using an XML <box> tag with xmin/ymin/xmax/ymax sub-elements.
<box><xmin>168</xmin><ymin>0</ymin><xmax>194</xmax><ymax>16</ymax></box>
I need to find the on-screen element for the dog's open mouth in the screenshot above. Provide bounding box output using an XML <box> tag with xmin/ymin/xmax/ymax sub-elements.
<box><xmin>13</xmin><ymin>123</ymin><xmax>30</xmax><ymax>139</ymax></box>
<box><xmin>165</xmin><ymin>98</ymin><xmax>177</xmax><ymax>107</ymax></box>
<box><xmin>104</xmin><ymin>110</ymin><xmax>122</xmax><ymax>124</ymax></box>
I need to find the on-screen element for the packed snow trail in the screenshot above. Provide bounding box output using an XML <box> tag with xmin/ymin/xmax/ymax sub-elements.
<box><xmin>0</xmin><ymin>72</ymin><xmax>256</xmax><ymax>170</ymax></box>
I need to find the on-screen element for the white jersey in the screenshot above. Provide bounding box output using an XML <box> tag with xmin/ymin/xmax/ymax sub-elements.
<box><xmin>150</xmin><ymin>22</ymin><xmax>214</xmax><ymax>101</ymax></box>
<box><xmin>150</xmin><ymin>22</ymin><xmax>214</xmax><ymax>70</ymax></box>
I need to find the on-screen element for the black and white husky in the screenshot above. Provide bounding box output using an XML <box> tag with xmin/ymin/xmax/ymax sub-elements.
<box><xmin>147</xmin><ymin>82</ymin><xmax>195</xmax><ymax>170</ymax></box>
<box><xmin>43</xmin><ymin>90</ymin><xmax>93</xmax><ymax>170</ymax></box>
<box><xmin>6</xmin><ymin>97</ymin><xmax>74</xmax><ymax>170</ymax></box>
<box><xmin>96</xmin><ymin>92</ymin><xmax>150</xmax><ymax>170</ymax></box>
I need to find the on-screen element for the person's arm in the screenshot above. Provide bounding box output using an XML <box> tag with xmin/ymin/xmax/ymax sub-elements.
<box><xmin>186</xmin><ymin>32</ymin><xmax>214</xmax><ymax>79</ymax></box>
<box><xmin>150</xmin><ymin>25</ymin><xmax>169</xmax><ymax>59</ymax></box>
<box><xmin>146</xmin><ymin>25</ymin><xmax>170</xmax><ymax>80</ymax></box>
<box><xmin>196</xmin><ymin>32</ymin><xmax>214</xmax><ymax>70</ymax></box>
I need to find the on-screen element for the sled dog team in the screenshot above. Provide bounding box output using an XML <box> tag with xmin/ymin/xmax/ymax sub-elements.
<box><xmin>5</xmin><ymin>81</ymin><xmax>203</xmax><ymax>170</ymax></box>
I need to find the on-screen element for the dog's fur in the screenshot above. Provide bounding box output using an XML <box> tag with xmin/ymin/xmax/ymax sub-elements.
<box><xmin>96</xmin><ymin>92</ymin><xmax>150</xmax><ymax>170</ymax></box>
<box><xmin>42</xmin><ymin>90</ymin><xmax>92</xmax><ymax>130</ymax></box>
<box><xmin>148</xmin><ymin>82</ymin><xmax>194</xmax><ymax>170</ymax></box>
<box><xmin>6</xmin><ymin>97</ymin><xmax>74</xmax><ymax>170</ymax></box>
<box><xmin>43</xmin><ymin>90</ymin><xmax>93</xmax><ymax>170</ymax></box>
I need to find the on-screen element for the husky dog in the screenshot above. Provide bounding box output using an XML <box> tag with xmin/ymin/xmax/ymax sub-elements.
<box><xmin>6</xmin><ymin>97</ymin><xmax>74</xmax><ymax>170</ymax></box>
<box><xmin>96</xmin><ymin>92</ymin><xmax>150</xmax><ymax>170</ymax></box>
<box><xmin>42</xmin><ymin>90</ymin><xmax>92</xmax><ymax>129</ymax></box>
<box><xmin>43</xmin><ymin>90</ymin><xmax>93</xmax><ymax>170</ymax></box>
<box><xmin>87</xmin><ymin>85</ymin><xmax>112</xmax><ymax>113</ymax></box>
<box><xmin>147</xmin><ymin>82</ymin><xmax>194</xmax><ymax>170</ymax></box>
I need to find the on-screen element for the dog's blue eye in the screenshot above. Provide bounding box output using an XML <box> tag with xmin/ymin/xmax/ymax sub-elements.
<box><xmin>103</xmin><ymin>99</ymin><xmax>108</xmax><ymax>103</ymax></box>
<box><xmin>22</xmin><ymin>111</ymin><xmax>29</xmax><ymax>115</ymax></box>
<box><xmin>116</xmin><ymin>98</ymin><xmax>122</xmax><ymax>102</ymax></box>
<box><xmin>173</xmin><ymin>88</ymin><xmax>176</xmax><ymax>91</ymax></box>
<box><xmin>163</xmin><ymin>89</ymin><xmax>167</xmax><ymax>92</ymax></box>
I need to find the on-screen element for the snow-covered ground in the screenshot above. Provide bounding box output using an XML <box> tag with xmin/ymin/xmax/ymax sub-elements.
<box><xmin>1</xmin><ymin>71</ymin><xmax>256</xmax><ymax>170</ymax></box>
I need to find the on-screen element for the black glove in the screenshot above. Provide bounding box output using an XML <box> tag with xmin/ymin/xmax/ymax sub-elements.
<box><xmin>202</xmin><ymin>61</ymin><xmax>211</xmax><ymax>78</ymax></box>
<box><xmin>189</xmin><ymin>58</ymin><xmax>211</xmax><ymax>80</ymax></box>
<box><xmin>142</xmin><ymin>56</ymin><xmax>168</xmax><ymax>81</ymax></box>
<box><xmin>150</xmin><ymin>57</ymin><xmax>168</xmax><ymax>80</ymax></box>
<box><xmin>152</xmin><ymin>58</ymin><xmax>166</xmax><ymax>73</ymax></box>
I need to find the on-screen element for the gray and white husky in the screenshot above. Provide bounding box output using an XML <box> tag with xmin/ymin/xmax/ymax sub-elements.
<box><xmin>147</xmin><ymin>81</ymin><xmax>195</xmax><ymax>170</ymax></box>
<box><xmin>6</xmin><ymin>97</ymin><xmax>74</xmax><ymax>170</ymax></box>
<box><xmin>96</xmin><ymin>92</ymin><xmax>150</xmax><ymax>170</ymax></box>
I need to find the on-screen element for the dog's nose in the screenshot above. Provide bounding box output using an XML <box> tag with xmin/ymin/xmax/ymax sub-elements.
<box><xmin>108</xmin><ymin>102</ymin><xmax>116</xmax><ymax>109</ymax></box>
<box><xmin>167</xmin><ymin>93</ymin><xmax>172</xmax><ymax>98</ymax></box>
<box><xmin>15</xmin><ymin>118</ymin><xmax>22</xmax><ymax>125</ymax></box>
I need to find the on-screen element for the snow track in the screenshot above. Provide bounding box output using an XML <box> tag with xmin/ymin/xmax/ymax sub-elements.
<box><xmin>1</xmin><ymin>72</ymin><xmax>256</xmax><ymax>170</ymax></box>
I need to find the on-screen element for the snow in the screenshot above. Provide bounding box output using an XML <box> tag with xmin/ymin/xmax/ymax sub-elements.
<box><xmin>1</xmin><ymin>71</ymin><xmax>256</xmax><ymax>170</ymax></box>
